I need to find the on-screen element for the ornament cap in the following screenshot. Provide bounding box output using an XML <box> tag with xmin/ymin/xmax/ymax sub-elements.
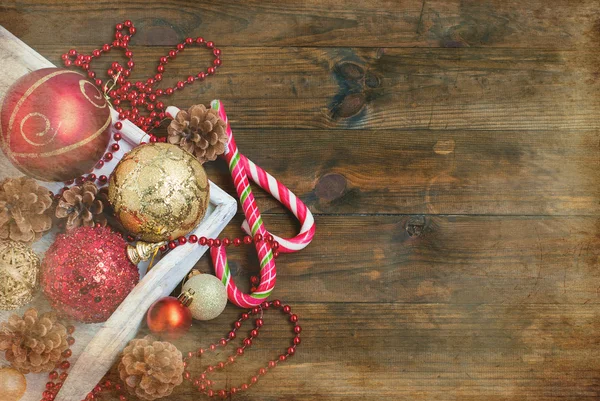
<box><xmin>178</xmin><ymin>289</ymin><xmax>195</xmax><ymax>307</ymax></box>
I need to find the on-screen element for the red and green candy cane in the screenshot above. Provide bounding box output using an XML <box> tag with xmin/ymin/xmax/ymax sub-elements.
<box><xmin>166</xmin><ymin>100</ymin><xmax>314</xmax><ymax>307</ymax></box>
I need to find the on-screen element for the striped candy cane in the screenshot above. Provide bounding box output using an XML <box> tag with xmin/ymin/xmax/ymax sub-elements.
<box><xmin>239</xmin><ymin>155</ymin><xmax>315</xmax><ymax>253</ymax></box>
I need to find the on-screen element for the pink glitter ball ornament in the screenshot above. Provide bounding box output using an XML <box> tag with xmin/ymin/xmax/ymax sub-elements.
<box><xmin>41</xmin><ymin>226</ymin><xmax>139</xmax><ymax>323</ymax></box>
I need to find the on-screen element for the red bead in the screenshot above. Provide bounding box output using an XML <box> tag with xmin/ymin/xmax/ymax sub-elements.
<box><xmin>46</xmin><ymin>382</ymin><xmax>55</xmax><ymax>389</ymax></box>
<box><xmin>178</xmin><ymin>236</ymin><xmax>187</xmax><ymax>245</ymax></box>
<box><xmin>67</xmin><ymin>325</ymin><xmax>75</xmax><ymax>334</ymax></box>
<box><xmin>187</xmin><ymin>76</ymin><xmax>195</xmax><ymax>84</ymax></box>
<box><xmin>199</xmin><ymin>237</ymin><xmax>207</xmax><ymax>245</ymax></box>
<box><xmin>241</xmin><ymin>313</ymin><xmax>249</xmax><ymax>320</ymax></box>
<box><xmin>114</xmin><ymin>122</ymin><xmax>123</xmax><ymax>130</ymax></box>
<box><xmin>223</xmin><ymin>238</ymin><xmax>231</xmax><ymax>246</ymax></box>
<box><xmin>87</xmin><ymin>174</ymin><xmax>96</xmax><ymax>182</ymax></box>
<box><xmin>230</xmin><ymin>387</ymin><xmax>238</xmax><ymax>394</ymax></box>
<box><xmin>234</xmin><ymin>321</ymin><xmax>242</xmax><ymax>329</ymax></box>
<box><xmin>229</xmin><ymin>331</ymin><xmax>236</xmax><ymax>339</ymax></box>
<box><xmin>219</xmin><ymin>338</ymin><xmax>227</xmax><ymax>346</ymax></box>
<box><xmin>233</xmin><ymin>238</ymin><xmax>241</xmax><ymax>246</ymax></box>
<box><xmin>243</xmin><ymin>235</ymin><xmax>252</xmax><ymax>244</ymax></box>
<box><xmin>207</xmin><ymin>390</ymin><xmax>214</xmax><ymax>397</ymax></box>
<box><xmin>103</xmin><ymin>152</ymin><xmax>113</xmax><ymax>161</ymax></box>
<box><xmin>168</xmin><ymin>50</ymin><xmax>177</xmax><ymax>58</ymax></box>
<box><xmin>214</xmin><ymin>58</ymin><xmax>222</xmax><ymax>67</ymax></box>
<box><xmin>119</xmin><ymin>396</ymin><xmax>127</xmax><ymax>401</ymax></box>
<box><xmin>99</xmin><ymin>175</ymin><xmax>108</xmax><ymax>184</ymax></box>
<box><xmin>294</xmin><ymin>325</ymin><xmax>302</xmax><ymax>334</ymax></box>
<box><xmin>287</xmin><ymin>346</ymin><xmax>296</xmax><ymax>355</ymax></box>
<box><xmin>185</xmin><ymin>37</ymin><xmax>194</xmax><ymax>44</ymax></box>
<box><xmin>197</xmin><ymin>72</ymin><xmax>206</xmax><ymax>80</ymax></box>
<box><xmin>243</xmin><ymin>338</ymin><xmax>252</xmax><ymax>346</ymax></box>
<box><xmin>237</xmin><ymin>347</ymin><xmax>244</xmax><ymax>355</ymax></box>
<box><xmin>250</xmin><ymin>329</ymin><xmax>259</xmax><ymax>338</ymax></box>
<box><xmin>111</xmin><ymin>143</ymin><xmax>120</xmax><ymax>152</ymax></box>
<box><xmin>294</xmin><ymin>336</ymin><xmax>301</xmax><ymax>345</ymax></box>
<box><xmin>159</xmin><ymin>245</ymin><xmax>167</xmax><ymax>252</ymax></box>
<box><xmin>63</xmin><ymin>59</ymin><xmax>72</xmax><ymax>67</ymax></box>
<box><xmin>156</xmin><ymin>101</ymin><xmax>165</xmax><ymax>109</ymax></box>
<box><xmin>213</xmin><ymin>48</ymin><xmax>221</xmax><ymax>56</ymax></box>
<box><xmin>59</xmin><ymin>372</ymin><xmax>68</xmax><ymax>380</ymax></box>
<box><xmin>251</xmin><ymin>376</ymin><xmax>258</xmax><ymax>384</ymax></box>
<box><xmin>283</xmin><ymin>305</ymin><xmax>291</xmax><ymax>314</ymax></box>
<box><xmin>206</xmin><ymin>41</ymin><xmax>214</xmax><ymax>49</ymax></box>
<box><xmin>113</xmin><ymin>133</ymin><xmax>122</xmax><ymax>141</ymax></box>
<box><xmin>213</xmin><ymin>239</ymin><xmax>221</xmax><ymax>247</ymax></box>
<box><xmin>67</xmin><ymin>337</ymin><xmax>75</xmax><ymax>345</ymax></box>
<box><xmin>254</xmin><ymin>233</ymin><xmax>263</xmax><ymax>242</ymax></box>
<box><xmin>49</xmin><ymin>371</ymin><xmax>58</xmax><ymax>380</ymax></box>
<box><xmin>207</xmin><ymin>239</ymin><xmax>214</xmax><ymax>247</ymax></box>
<box><xmin>255</xmin><ymin>318</ymin><xmax>264</xmax><ymax>327</ymax></box>
<box><xmin>290</xmin><ymin>314</ymin><xmax>298</xmax><ymax>323</ymax></box>
<box><xmin>189</xmin><ymin>235</ymin><xmax>198</xmax><ymax>243</ymax></box>
<box><xmin>251</xmin><ymin>306</ymin><xmax>260</xmax><ymax>315</ymax></box>
<box><xmin>279</xmin><ymin>355</ymin><xmax>287</xmax><ymax>362</ymax></box>
<box><xmin>207</xmin><ymin>67</ymin><xmax>215</xmax><ymax>75</ymax></box>
<box><xmin>273</xmin><ymin>242</ymin><xmax>280</xmax><ymax>250</ymax></box>
<box><xmin>176</xmin><ymin>81</ymin><xmax>185</xmax><ymax>89</ymax></box>
<box><xmin>209</xmin><ymin>344</ymin><xmax>217</xmax><ymax>351</ymax></box>
<box><xmin>88</xmin><ymin>71</ymin><xmax>96</xmax><ymax>78</ymax></box>
<box><xmin>177</xmin><ymin>43</ymin><xmax>185</xmax><ymax>51</ymax></box>
<box><xmin>259</xmin><ymin>367</ymin><xmax>267</xmax><ymax>375</ymax></box>
<box><xmin>124</xmin><ymin>20</ymin><xmax>132</xmax><ymax>27</ymax></box>
<box><xmin>155</xmin><ymin>75</ymin><xmax>163</xmax><ymax>82</ymax></box>
<box><xmin>92</xmin><ymin>49</ymin><xmax>101</xmax><ymax>57</ymax></box>
<box><xmin>129</xmin><ymin>27</ymin><xmax>137</xmax><ymax>34</ymax></box>
<box><xmin>241</xmin><ymin>384</ymin><xmax>249</xmax><ymax>391</ymax></box>
<box><xmin>184</xmin><ymin>371</ymin><xmax>191</xmax><ymax>379</ymax></box>
<box><xmin>196</xmin><ymin>37</ymin><xmax>205</xmax><ymax>44</ymax></box>
<box><xmin>218</xmin><ymin>390</ymin><xmax>226</xmax><ymax>398</ymax></box>
<box><xmin>269</xmin><ymin>360</ymin><xmax>276</xmax><ymax>368</ymax></box>
<box><xmin>250</xmin><ymin>276</ymin><xmax>259</xmax><ymax>285</ymax></box>
<box><xmin>157</xmin><ymin>65</ymin><xmax>165</xmax><ymax>73</ymax></box>
<box><xmin>127</xmin><ymin>60</ymin><xmax>135</xmax><ymax>69</ymax></box>
<box><xmin>102</xmin><ymin>44</ymin><xmax>111</xmax><ymax>51</ymax></box>
<box><xmin>168</xmin><ymin>241</ymin><xmax>177</xmax><ymax>250</ymax></box>
<box><xmin>197</xmin><ymin>348</ymin><xmax>204</xmax><ymax>356</ymax></box>
<box><xmin>60</xmin><ymin>361</ymin><xmax>70</xmax><ymax>370</ymax></box>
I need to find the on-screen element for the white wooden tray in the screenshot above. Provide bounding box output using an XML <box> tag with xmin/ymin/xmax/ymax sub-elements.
<box><xmin>0</xmin><ymin>25</ymin><xmax>238</xmax><ymax>401</ymax></box>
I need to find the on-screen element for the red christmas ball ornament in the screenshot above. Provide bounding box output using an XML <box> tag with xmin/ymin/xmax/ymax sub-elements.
<box><xmin>147</xmin><ymin>296</ymin><xmax>192</xmax><ymax>340</ymax></box>
<box><xmin>0</xmin><ymin>68</ymin><xmax>111</xmax><ymax>181</ymax></box>
<box><xmin>41</xmin><ymin>226</ymin><xmax>139</xmax><ymax>323</ymax></box>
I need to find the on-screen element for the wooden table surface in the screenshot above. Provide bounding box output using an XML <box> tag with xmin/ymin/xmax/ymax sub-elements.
<box><xmin>2</xmin><ymin>1</ymin><xmax>600</xmax><ymax>400</ymax></box>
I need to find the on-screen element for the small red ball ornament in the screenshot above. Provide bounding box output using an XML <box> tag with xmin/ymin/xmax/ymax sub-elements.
<box><xmin>41</xmin><ymin>226</ymin><xmax>139</xmax><ymax>323</ymax></box>
<box><xmin>147</xmin><ymin>296</ymin><xmax>192</xmax><ymax>340</ymax></box>
<box><xmin>0</xmin><ymin>68</ymin><xmax>111</xmax><ymax>181</ymax></box>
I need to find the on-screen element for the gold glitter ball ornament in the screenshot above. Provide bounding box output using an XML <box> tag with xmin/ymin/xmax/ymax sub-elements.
<box><xmin>181</xmin><ymin>273</ymin><xmax>227</xmax><ymax>321</ymax></box>
<box><xmin>108</xmin><ymin>143</ymin><xmax>210</xmax><ymax>242</ymax></box>
<box><xmin>0</xmin><ymin>240</ymin><xmax>40</xmax><ymax>310</ymax></box>
<box><xmin>0</xmin><ymin>366</ymin><xmax>27</xmax><ymax>401</ymax></box>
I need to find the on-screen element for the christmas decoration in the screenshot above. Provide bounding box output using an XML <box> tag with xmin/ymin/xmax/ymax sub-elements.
<box><xmin>40</xmin><ymin>226</ymin><xmax>139</xmax><ymax>323</ymax></box>
<box><xmin>108</xmin><ymin>143</ymin><xmax>209</xmax><ymax>243</ymax></box>
<box><xmin>0</xmin><ymin>240</ymin><xmax>40</xmax><ymax>310</ymax></box>
<box><xmin>55</xmin><ymin>181</ymin><xmax>107</xmax><ymax>231</ymax></box>
<box><xmin>0</xmin><ymin>68</ymin><xmax>111</xmax><ymax>182</ymax></box>
<box><xmin>167</xmin><ymin>104</ymin><xmax>227</xmax><ymax>163</ymax></box>
<box><xmin>0</xmin><ymin>366</ymin><xmax>27</xmax><ymax>401</ymax></box>
<box><xmin>0</xmin><ymin>176</ymin><xmax>53</xmax><ymax>243</ymax></box>
<box><xmin>146</xmin><ymin>296</ymin><xmax>192</xmax><ymax>340</ymax></box>
<box><xmin>118</xmin><ymin>336</ymin><xmax>184</xmax><ymax>400</ymax></box>
<box><xmin>180</xmin><ymin>299</ymin><xmax>301</xmax><ymax>398</ymax></box>
<box><xmin>126</xmin><ymin>240</ymin><xmax>166</xmax><ymax>265</ymax></box>
<box><xmin>181</xmin><ymin>272</ymin><xmax>227</xmax><ymax>321</ymax></box>
<box><xmin>0</xmin><ymin>308</ymin><xmax>68</xmax><ymax>374</ymax></box>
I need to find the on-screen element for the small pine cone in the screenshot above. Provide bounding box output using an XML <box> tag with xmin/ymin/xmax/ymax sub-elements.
<box><xmin>118</xmin><ymin>336</ymin><xmax>184</xmax><ymax>400</ymax></box>
<box><xmin>0</xmin><ymin>177</ymin><xmax>53</xmax><ymax>243</ymax></box>
<box><xmin>55</xmin><ymin>181</ymin><xmax>107</xmax><ymax>231</ymax></box>
<box><xmin>167</xmin><ymin>104</ymin><xmax>227</xmax><ymax>164</ymax></box>
<box><xmin>0</xmin><ymin>308</ymin><xmax>68</xmax><ymax>374</ymax></box>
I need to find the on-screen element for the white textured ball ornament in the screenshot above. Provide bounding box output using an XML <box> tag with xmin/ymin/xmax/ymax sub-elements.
<box><xmin>182</xmin><ymin>274</ymin><xmax>227</xmax><ymax>321</ymax></box>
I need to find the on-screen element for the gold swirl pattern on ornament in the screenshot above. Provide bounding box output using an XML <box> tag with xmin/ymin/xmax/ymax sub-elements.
<box><xmin>1</xmin><ymin>69</ymin><xmax>110</xmax><ymax>163</ymax></box>
<box><xmin>19</xmin><ymin>112</ymin><xmax>60</xmax><ymax>146</ymax></box>
<box><xmin>110</xmin><ymin>144</ymin><xmax>209</xmax><ymax>242</ymax></box>
<box><xmin>79</xmin><ymin>80</ymin><xmax>107</xmax><ymax>109</ymax></box>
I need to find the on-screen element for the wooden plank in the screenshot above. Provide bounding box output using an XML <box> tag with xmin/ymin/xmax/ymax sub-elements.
<box><xmin>0</xmin><ymin>0</ymin><xmax>598</xmax><ymax>49</ymax></box>
<box><xmin>24</xmin><ymin>46</ymin><xmax>600</xmax><ymax>131</ymax></box>
<box><xmin>196</xmin><ymin>215</ymin><xmax>600</xmax><ymax>305</ymax></box>
<box><xmin>202</xmin><ymin>128</ymin><xmax>600</xmax><ymax>216</ymax></box>
<box><xmin>99</xmin><ymin>303</ymin><xmax>600</xmax><ymax>400</ymax></box>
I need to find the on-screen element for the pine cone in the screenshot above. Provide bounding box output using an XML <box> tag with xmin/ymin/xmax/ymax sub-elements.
<box><xmin>0</xmin><ymin>308</ymin><xmax>68</xmax><ymax>374</ymax></box>
<box><xmin>55</xmin><ymin>182</ymin><xmax>107</xmax><ymax>231</ymax></box>
<box><xmin>0</xmin><ymin>177</ymin><xmax>53</xmax><ymax>243</ymax></box>
<box><xmin>118</xmin><ymin>336</ymin><xmax>184</xmax><ymax>400</ymax></box>
<box><xmin>167</xmin><ymin>104</ymin><xmax>227</xmax><ymax>164</ymax></box>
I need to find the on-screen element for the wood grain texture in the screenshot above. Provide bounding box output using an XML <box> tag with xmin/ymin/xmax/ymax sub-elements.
<box><xmin>0</xmin><ymin>0</ymin><xmax>599</xmax><ymax>48</ymax></box>
<box><xmin>1</xmin><ymin>1</ymin><xmax>599</xmax><ymax>400</ymax></box>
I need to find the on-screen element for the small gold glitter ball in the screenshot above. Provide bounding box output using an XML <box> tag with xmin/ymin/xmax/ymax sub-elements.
<box><xmin>0</xmin><ymin>240</ymin><xmax>40</xmax><ymax>310</ymax></box>
<box><xmin>182</xmin><ymin>273</ymin><xmax>228</xmax><ymax>321</ymax></box>
<box><xmin>0</xmin><ymin>367</ymin><xmax>27</xmax><ymax>401</ymax></box>
<box><xmin>108</xmin><ymin>143</ymin><xmax>210</xmax><ymax>242</ymax></box>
